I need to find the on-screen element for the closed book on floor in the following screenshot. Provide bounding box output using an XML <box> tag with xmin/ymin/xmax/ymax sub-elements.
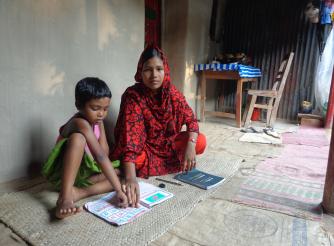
<box><xmin>174</xmin><ymin>168</ymin><xmax>224</xmax><ymax>190</ymax></box>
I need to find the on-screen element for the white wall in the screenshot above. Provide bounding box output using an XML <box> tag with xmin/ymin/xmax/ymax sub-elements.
<box><xmin>0</xmin><ymin>0</ymin><xmax>144</xmax><ymax>183</ymax></box>
<box><xmin>162</xmin><ymin>0</ymin><xmax>213</xmax><ymax>116</ymax></box>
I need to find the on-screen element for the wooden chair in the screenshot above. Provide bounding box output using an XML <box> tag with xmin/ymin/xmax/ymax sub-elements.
<box><xmin>243</xmin><ymin>52</ymin><xmax>294</xmax><ymax>128</ymax></box>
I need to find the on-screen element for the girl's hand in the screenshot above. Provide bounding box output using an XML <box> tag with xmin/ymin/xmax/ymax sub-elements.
<box><xmin>182</xmin><ymin>141</ymin><xmax>196</xmax><ymax>172</ymax></box>
<box><xmin>124</xmin><ymin>178</ymin><xmax>140</xmax><ymax>207</ymax></box>
<box><xmin>115</xmin><ymin>190</ymin><xmax>128</xmax><ymax>208</ymax></box>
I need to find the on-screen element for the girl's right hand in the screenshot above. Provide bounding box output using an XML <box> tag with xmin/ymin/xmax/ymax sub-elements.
<box><xmin>115</xmin><ymin>190</ymin><xmax>128</xmax><ymax>208</ymax></box>
<box><xmin>124</xmin><ymin>178</ymin><xmax>140</xmax><ymax>207</ymax></box>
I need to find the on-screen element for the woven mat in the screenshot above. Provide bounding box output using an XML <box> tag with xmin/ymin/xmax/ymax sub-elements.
<box><xmin>282</xmin><ymin>127</ymin><xmax>330</xmax><ymax>147</ymax></box>
<box><xmin>233</xmin><ymin>131</ymin><xmax>329</xmax><ymax>221</ymax></box>
<box><xmin>0</xmin><ymin>154</ymin><xmax>242</xmax><ymax>246</ymax></box>
<box><xmin>154</xmin><ymin>200</ymin><xmax>332</xmax><ymax>246</ymax></box>
<box><xmin>233</xmin><ymin>169</ymin><xmax>324</xmax><ymax>220</ymax></box>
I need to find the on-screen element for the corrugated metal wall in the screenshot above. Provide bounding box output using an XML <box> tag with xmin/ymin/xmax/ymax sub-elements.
<box><xmin>217</xmin><ymin>0</ymin><xmax>322</xmax><ymax>121</ymax></box>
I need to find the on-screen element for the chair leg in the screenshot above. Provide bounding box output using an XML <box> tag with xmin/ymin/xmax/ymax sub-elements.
<box><xmin>266</xmin><ymin>109</ymin><xmax>272</xmax><ymax>128</ymax></box>
<box><xmin>269</xmin><ymin>111</ymin><xmax>278</xmax><ymax>127</ymax></box>
<box><xmin>266</xmin><ymin>98</ymin><xmax>274</xmax><ymax>128</ymax></box>
<box><xmin>242</xmin><ymin>95</ymin><xmax>251</xmax><ymax>123</ymax></box>
<box><xmin>269</xmin><ymin>100</ymin><xmax>279</xmax><ymax>127</ymax></box>
<box><xmin>244</xmin><ymin>95</ymin><xmax>257</xmax><ymax>128</ymax></box>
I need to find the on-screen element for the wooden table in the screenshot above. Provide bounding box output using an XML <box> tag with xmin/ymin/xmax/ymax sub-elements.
<box><xmin>199</xmin><ymin>70</ymin><xmax>258</xmax><ymax>128</ymax></box>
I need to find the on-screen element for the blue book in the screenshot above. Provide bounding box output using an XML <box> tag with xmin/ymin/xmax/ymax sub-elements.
<box><xmin>174</xmin><ymin>169</ymin><xmax>225</xmax><ymax>190</ymax></box>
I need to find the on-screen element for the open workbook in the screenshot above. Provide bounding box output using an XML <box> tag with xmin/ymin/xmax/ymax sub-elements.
<box><xmin>174</xmin><ymin>168</ymin><xmax>225</xmax><ymax>190</ymax></box>
<box><xmin>84</xmin><ymin>181</ymin><xmax>173</xmax><ymax>226</ymax></box>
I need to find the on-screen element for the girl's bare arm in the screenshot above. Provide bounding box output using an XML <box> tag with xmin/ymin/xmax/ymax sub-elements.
<box><xmin>74</xmin><ymin>119</ymin><xmax>122</xmax><ymax>192</ymax></box>
<box><xmin>97</xmin><ymin>122</ymin><xmax>109</xmax><ymax>156</ymax></box>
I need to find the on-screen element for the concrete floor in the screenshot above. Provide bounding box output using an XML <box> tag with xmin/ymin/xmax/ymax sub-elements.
<box><xmin>0</xmin><ymin>118</ymin><xmax>333</xmax><ymax>245</ymax></box>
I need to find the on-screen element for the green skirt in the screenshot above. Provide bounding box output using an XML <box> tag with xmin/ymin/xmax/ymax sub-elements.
<box><xmin>42</xmin><ymin>138</ymin><xmax>120</xmax><ymax>190</ymax></box>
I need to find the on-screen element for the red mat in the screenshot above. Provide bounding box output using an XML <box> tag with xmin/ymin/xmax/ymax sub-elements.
<box><xmin>282</xmin><ymin>127</ymin><xmax>329</xmax><ymax>147</ymax></box>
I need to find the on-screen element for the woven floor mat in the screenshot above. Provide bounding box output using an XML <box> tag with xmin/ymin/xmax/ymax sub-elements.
<box><xmin>0</xmin><ymin>154</ymin><xmax>242</xmax><ymax>246</ymax></box>
<box><xmin>233</xmin><ymin>133</ymin><xmax>329</xmax><ymax>221</ymax></box>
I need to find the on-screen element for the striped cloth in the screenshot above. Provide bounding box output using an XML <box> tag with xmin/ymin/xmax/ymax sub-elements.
<box><xmin>194</xmin><ymin>63</ymin><xmax>262</xmax><ymax>78</ymax></box>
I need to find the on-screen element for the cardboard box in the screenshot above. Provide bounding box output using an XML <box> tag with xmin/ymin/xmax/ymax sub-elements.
<box><xmin>298</xmin><ymin>113</ymin><xmax>324</xmax><ymax>127</ymax></box>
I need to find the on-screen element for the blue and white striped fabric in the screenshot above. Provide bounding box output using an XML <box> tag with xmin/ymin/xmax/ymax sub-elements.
<box><xmin>194</xmin><ymin>63</ymin><xmax>262</xmax><ymax>78</ymax></box>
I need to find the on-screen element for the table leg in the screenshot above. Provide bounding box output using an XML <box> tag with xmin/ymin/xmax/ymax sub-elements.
<box><xmin>200</xmin><ymin>74</ymin><xmax>206</xmax><ymax>122</ymax></box>
<box><xmin>236</xmin><ymin>79</ymin><xmax>242</xmax><ymax>128</ymax></box>
<box><xmin>218</xmin><ymin>83</ymin><xmax>225</xmax><ymax>111</ymax></box>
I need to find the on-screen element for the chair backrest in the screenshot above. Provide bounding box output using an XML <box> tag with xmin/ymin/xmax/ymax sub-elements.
<box><xmin>271</xmin><ymin>60</ymin><xmax>287</xmax><ymax>91</ymax></box>
<box><xmin>267</xmin><ymin>52</ymin><xmax>294</xmax><ymax>126</ymax></box>
<box><xmin>273</xmin><ymin>52</ymin><xmax>294</xmax><ymax>100</ymax></box>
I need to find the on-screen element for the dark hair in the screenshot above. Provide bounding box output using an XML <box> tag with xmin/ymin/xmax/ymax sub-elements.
<box><xmin>141</xmin><ymin>47</ymin><xmax>162</xmax><ymax>64</ymax></box>
<box><xmin>75</xmin><ymin>77</ymin><xmax>111</xmax><ymax>108</ymax></box>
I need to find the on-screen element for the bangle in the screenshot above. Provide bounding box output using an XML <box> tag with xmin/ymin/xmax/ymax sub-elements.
<box><xmin>189</xmin><ymin>138</ymin><xmax>196</xmax><ymax>143</ymax></box>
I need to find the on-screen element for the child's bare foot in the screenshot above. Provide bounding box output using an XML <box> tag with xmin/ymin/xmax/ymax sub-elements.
<box><xmin>55</xmin><ymin>187</ymin><xmax>87</xmax><ymax>219</ymax></box>
<box><xmin>55</xmin><ymin>198</ymin><xmax>82</xmax><ymax>219</ymax></box>
<box><xmin>55</xmin><ymin>181</ymin><xmax>115</xmax><ymax>219</ymax></box>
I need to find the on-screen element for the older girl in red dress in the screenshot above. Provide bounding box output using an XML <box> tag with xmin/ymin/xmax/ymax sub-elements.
<box><xmin>111</xmin><ymin>45</ymin><xmax>206</xmax><ymax>207</ymax></box>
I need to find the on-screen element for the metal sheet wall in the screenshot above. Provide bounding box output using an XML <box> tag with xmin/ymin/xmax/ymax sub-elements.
<box><xmin>218</xmin><ymin>0</ymin><xmax>321</xmax><ymax>121</ymax></box>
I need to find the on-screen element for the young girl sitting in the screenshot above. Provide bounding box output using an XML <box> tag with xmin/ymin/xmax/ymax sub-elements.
<box><xmin>42</xmin><ymin>77</ymin><xmax>128</xmax><ymax>219</ymax></box>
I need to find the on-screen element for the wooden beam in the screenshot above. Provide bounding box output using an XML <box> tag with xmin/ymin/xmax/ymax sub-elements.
<box><xmin>248</xmin><ymin>89</ymin><xmax>277</xmax><ymax>97</ymax></box>
<box><xmin>322</xmin><ymin>115</ymin><xmax>334</xmax><ymax>213</ymax></box>
<box><xmin>254</xmin><ymin>104</ymin><xmax>272</xmax><ymax>110</ymax></box>
<box><xmin>205</xmin><ymin>111</ymin><xmax>236</xmax><ymax>119</ymax></box>
<box><xmin>236</xmin><ymin>79</ymin><xmax>242</xmax><ymax>128</ymax></box>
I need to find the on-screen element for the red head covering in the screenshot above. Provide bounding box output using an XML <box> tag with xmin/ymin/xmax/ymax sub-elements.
<box><xmin>134</xmin><ymin>44</ymin><xmax>170</xmax><ymax>85</ymax></box>
<box><xmin>133</xmin><ymin>45</ymin><xmax>174</xmax><ymax>124</ymax></box>
<box><xmin>111</xmin><ymin>45</ymin><xmax>199</xmax><ymax>177</ymax></box>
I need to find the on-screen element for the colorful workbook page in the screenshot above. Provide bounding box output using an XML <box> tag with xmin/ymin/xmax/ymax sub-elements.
<box><xmin>84</xmin><ymin>182</ymin><xmax>174</xmax><ymax>226</ymax></box>
<box><xmin>84</xmin><ymin>192</ymin><xmax>149</xmax><ymax>226</ymax></box>
<box><xmin>138</xmin><ymin>181</ymin><xmax>174</xmax><ymax>208</ymax></box>
<box><xmin>174</xmin><ymin>168</ymin><xmax>225</xmax><ymax>190</ymax></box>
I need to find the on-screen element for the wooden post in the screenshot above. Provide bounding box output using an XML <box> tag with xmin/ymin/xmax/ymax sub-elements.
<box><xmin>325</xmin><ymin>67</ymin><xmax>334</xmax><ymax>128</ymax></box>
<box><xmin>322</xmin><ymin>114</ymin><xmax>334</xmax><ymax>213</ymax></box>
<box><xmin>236</xmin><ymin>79</ymin><xmax>242</xmax><ymax>128</ymax></box>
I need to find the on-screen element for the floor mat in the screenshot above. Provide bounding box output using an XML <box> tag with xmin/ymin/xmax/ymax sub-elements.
<box><xmin>234</xmin><ymin>127</ymin><xmax>329</xmax><ymax>220</ymax></box>
<box><xmin>283</xmin><ymin>127</ymin><xmax>330</xmax><ymax>147</ymax></box>
<box><xmin>0</xmin><ymin>154</ymin><xmax>242</xmax><ymax>246</ymax></box>
<box><xmin>152</xmin><ymin>200</ymin><xmax>332</xmax><ymax>246</ymax></box>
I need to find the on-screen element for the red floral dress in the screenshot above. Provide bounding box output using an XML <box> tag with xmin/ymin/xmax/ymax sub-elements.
<box><xmin>111</xmin><ymin>46</ymin><xmax>199</xmax><ymax>178</ymax></box>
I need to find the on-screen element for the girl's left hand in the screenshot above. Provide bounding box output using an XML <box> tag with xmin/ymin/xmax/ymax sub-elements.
<box><xmin>182</xmin><ymin>142</ymin><xmax>196</xmax><ymax>172</ymax></box>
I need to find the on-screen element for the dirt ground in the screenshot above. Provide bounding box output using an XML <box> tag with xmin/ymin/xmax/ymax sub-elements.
<box><xmin>0</xmin><ymin>118</ymin><xmax>333</xmax><ymax>246</ymax></box>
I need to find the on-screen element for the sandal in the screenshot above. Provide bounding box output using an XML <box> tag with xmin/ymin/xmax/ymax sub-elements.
<box><xmin>241</xmin><ymin>126</ymin><xmax>262</xmax><ymax>133</ymax></box>
<box><xmin>263</xmin><ymin>128</ymin><xmax>280</xmax><ymax>138</ymax></box>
